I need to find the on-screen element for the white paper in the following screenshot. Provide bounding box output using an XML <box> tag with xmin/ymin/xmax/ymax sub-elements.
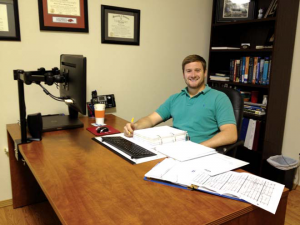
<box><xmin>0</xmin><ymin>4</ymin><xmax>9</xmax><ymax>32</ymax></box>
<box><xmin>192</xmin><ymin>171</ymin><xmax>284</xmax><ymax>214</ymax></box>
<box><xmin>47</xmin><ymin>0</ymin><xmax>80</xmax><ymax>16</ymax></box>
<box><xmin>145</xmin><ymin>157</ymin><xmax>283</xmax><ymax>214</ymax></box>
<box><xmin>108</xmin><ymin>13</ymin><xmax>134</xmax><ymax>39</ymax></box>
<box><xmin>187</xmin><ymin>153</ymin><xmax>249</xmax><ymax>176</ymax></box>
<box><xmin>154</xmin><ymin>141</ymin><xmax>216</xmax><ymax>161</ymax></box>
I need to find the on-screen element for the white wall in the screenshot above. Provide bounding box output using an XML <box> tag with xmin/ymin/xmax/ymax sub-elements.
<box><xmin>282</xmin><ymin>6</ymin><xmax>300</xmax><ymax>183</ymax></box>
<box><xmin>0</xmin><ymin>1</ymin><xmax>213</xmax><ymax>201</ymax></box>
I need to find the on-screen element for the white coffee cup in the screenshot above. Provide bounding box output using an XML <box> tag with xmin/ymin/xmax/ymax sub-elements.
<box><xmin>94</xmin><ymin>104</ymin><xmax>105</xmax><ymax>124</ymax></box>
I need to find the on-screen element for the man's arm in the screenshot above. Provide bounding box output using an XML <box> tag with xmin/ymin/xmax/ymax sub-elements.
<box><xmin>124</xmin><ymin>112</ymin><xmax>163</xmax><ymax>137</ymax></box>
<box><xmin>200</xmin><ymin>124</ymin><xmax>237</xmax><ymax>148</ymax></box>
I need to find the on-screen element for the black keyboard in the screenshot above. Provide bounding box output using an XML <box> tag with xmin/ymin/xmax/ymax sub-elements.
<box><xmin>101</xmin><ymin>137</ymin><xmax>157</xmax><ymax>159</ymax></box>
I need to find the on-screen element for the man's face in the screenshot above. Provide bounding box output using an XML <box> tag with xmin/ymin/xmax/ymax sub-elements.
<box><xmin>183</xmin><ymin>61</ymin><xmax>206</xmax><ymax>90</ymax></box>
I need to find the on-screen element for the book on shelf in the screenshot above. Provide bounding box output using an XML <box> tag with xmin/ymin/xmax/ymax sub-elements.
<box><xmin>244</xmin><ymin>105</ymin><xmax>266</xmax><ymax>116</ymax></box>
<box><xmin>229</xmin><ymin>59</ymin><xmax>234</xmax><ymax>81</ymax></box>
<box><xmin>252</xmin><ymin>57</ymin><xmax>258</xmax><ymax>84</ymax></box>
<box><xmin>211</xmin><ymin>47</ymin><xmax>240</xmax><ymax>50</ymax></box>
<box><xmin>244</xmin><ymin>57</ymin><xmax>250</xmax><ymax>83</ymax></box>
<box><xmin>210</xmin><ymin>75</ymin><xmax>230</xmax><ymax>81</ymax></box>
<box><xmin>259</xmin><ymin>58</ymin><xmax>265</xmax><ymax>84</ymax></box>
<box><xmin>145</xmin><ymin>158</ymin><xmax>284</xmax><ymax>214</ymax></box>
<box><xmin>252</xmin><ymin>120</ymin><xmax>262</xmax><ymax>151</ymax></box>
<box><xmin>244</xmin><ymin>101</ymin><xmax>267</xmax><ymax>108</ymax></box>
<box><xmin>262</xmin><ymin>57</ymin><xmax>270</xmax><ymax>85</ymax></box>
<box><xmin>256</xmin><ymin>57</ymin><xmax>261</xmax><ymax>84</ymax></box>
<box><xmin>247</xmin><ymin>57</ymin><xmax>254</xmax><ymax>84</ymax></box>
<box><xmin>215</xmin><ymin>73</ymin><xmax>227</xmax><ymax>76</ymax></box>
<box><xmin>241</xmin><ymin>57</ymin><xmax>246</xmax><ymax>83</ymax></box>
<box><xmin>267</xmin><ymin>58</ymin><xmax>272</xmax><ymax>85</ymax></box>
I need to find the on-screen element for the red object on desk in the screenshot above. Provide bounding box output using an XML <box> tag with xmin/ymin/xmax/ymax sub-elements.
<box><xmin>86</xmin><ymin>125</ymin><xmax>121</xmax><ymax>136</ymax></box>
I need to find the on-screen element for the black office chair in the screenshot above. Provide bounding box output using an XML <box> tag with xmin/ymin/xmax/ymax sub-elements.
<box><xmin>212</xmin><ymin>87</ymin><xmax>244</xmax><ymax>157</ymax></box>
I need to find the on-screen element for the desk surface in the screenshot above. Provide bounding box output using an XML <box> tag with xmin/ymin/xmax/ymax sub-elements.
<box><xmin>7</xmin><ymin>115</ymin><xmax>288</xmax><ymax>225</ymax></box>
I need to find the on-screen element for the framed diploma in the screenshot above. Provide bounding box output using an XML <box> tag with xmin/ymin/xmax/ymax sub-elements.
<box><xmin>38</xmin><ymin>0</ymin><xmax>89</xmax><ymax>32</ymax></box>
<box><xmin>0</xmin><ymin>0</ymin><xmax>21</xmax><ymax>41</ymax></box>
<box><xmin>101</xmin><ymin>5</ymin><xmax>140</xmax><ymax>45</ymax></box>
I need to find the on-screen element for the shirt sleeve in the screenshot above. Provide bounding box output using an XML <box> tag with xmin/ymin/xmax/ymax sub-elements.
<box><xmin>215</xmin><ymin>93</ymin><xmax>237</xmax><ymax>127</ymax></box>
<box><xmin>155</xmin><ymin>95</ymin><xmax>173</xmax><ymax>121</ymax></box>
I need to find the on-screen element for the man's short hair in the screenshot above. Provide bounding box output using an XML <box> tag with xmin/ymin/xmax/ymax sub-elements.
<box><xmin>182</xmin><ymin>55</ymin><xmax>206</xmax><ymax>72</ymax></box>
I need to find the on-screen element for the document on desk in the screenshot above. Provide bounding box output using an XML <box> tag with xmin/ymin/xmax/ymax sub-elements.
<box><xmin>191</xmin><ymin>171</ymin><xmax>284</xmax><ymax>214</ymax></box>
<box><xmin>145</xmin><ymin>159</ymin><xmax>284</xmax><ymax>214</ymax></box>
<box><xmin>154</xmin><ymin>141</ymin><xmax>216</xmax><ymax>162</ymax></box>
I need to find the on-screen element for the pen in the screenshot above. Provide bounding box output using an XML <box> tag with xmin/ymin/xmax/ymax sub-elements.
<box><xmin>129</xmin><ymin>117</ymin><xmax>134</xmax><ymax>135</ymax></box>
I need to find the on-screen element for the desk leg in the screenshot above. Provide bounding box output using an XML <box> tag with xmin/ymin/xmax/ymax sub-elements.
<box><xmin>7</xmin><ymin>131</ymin><xmax>46</xmax><ymax>208</ymax></box>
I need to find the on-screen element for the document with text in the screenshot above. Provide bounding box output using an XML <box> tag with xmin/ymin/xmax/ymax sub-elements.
<box><xmin>145</xmin><ymin>158</ymin><xmax>284</xmax><ymax>214</ymax></box>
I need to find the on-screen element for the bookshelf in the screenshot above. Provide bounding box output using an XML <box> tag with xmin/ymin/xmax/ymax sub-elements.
<box><xmin>207</xmin><ymin>0</ymin><xmax>299</xmax><ymax>175</ymax></box>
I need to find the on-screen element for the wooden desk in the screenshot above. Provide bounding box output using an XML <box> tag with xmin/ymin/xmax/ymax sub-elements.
<box><xmin>7</xmin><ymin>115</ymin><xmax>288</xmax><ymax>225</ymax></box>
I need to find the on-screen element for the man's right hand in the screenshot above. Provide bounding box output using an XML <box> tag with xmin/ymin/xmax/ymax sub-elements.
<box><xmin>124</xmin><ymin>122</ymin><xmax>136</xmax><ymax>137</ymax></box>
<box><xmin>123</xmin><ymin>112</ymin><xmax>163</xmax><ymax>137</ymax></box>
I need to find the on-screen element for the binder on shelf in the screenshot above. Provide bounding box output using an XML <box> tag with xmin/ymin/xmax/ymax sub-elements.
<box><xmin>252</xmin><ymin>120</ymin><xmax>262</xmax><ymax>151</ymax></box>
<box><xmin>244</xmin><ymin>119</ymin><xmax>256</xmax><ymax>150</ymax></box>
<box><xmin>240</xmin><ymin>118</ymin><xmax>250</xmax><ymax>141</ymax></box>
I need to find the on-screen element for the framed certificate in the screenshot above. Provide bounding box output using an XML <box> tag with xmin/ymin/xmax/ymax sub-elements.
<box><xmin>38</xmin><ymin>0</ymin><xmax>89</xmax><ymax>32</ymax></box>
<box><xmin>101</xmin><ymin>5</ymin><xmax>140</xmax><ymax>45</ymax></box>
<box><xmin>0</xmin><ymin>0</ymin><xmax>21</xmax><ymax>41</ymax></box>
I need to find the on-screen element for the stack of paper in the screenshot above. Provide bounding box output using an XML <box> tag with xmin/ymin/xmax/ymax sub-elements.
<box><xmin>133</xmin><ymin>126</ymin><xmax>187</xmax><ymax>146</ymax></box>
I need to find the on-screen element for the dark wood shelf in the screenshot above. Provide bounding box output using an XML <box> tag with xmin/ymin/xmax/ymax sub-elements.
<box><xmin>243</xmin><ymin>112</ymin><xmax>266</xmax><ymax>120</ymax></box>
<box><xmin>209</xmin><ymin>0</ymin><xmax>299</xmax><ymax>176</ymax></box>
<box><xmin>208</xmin><ymin>80</ymin><xmax>269</xmax><ymax>89</ymax></box>
<box><xmin>210</xmin><ymin>49</ymin><xmax>273</xmax><ymax>53</ymax></box>
<box><xmin>212</xmin><ymin>17</ymin><xmax>276</xmax><ymax>27</ymax></box>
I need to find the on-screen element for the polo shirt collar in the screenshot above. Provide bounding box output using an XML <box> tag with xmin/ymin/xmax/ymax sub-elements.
<box><xmin>181</xmin><ymin>85</ymin><xmax>211</xmax><ymax>97</ymax></box>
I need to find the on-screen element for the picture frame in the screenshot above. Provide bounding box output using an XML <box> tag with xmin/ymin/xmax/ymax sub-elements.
<box><xmin>216</xmin><ymin>0</ymin><xmax>255</xmax><ymax>22</ymax></box>
<box><xmin>38</xmin><ymin>0</ymin><xmax>89</xmax><ymax>32</ymax></box>
<box><xmin>0</xmin><ymin>0</ymin><xmax>21</xmax><ymax>41</ymax></box>
<box><xmin>101</xmin><ymin>5</ymin><xmax>140</xmax><ymax>45</ymax></box>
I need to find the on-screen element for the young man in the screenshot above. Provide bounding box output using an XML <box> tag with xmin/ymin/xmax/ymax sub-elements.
<box><xmin>124</xmin><ymin>55</ymin><xmax>237</xmax><ymax>148</ymax></box>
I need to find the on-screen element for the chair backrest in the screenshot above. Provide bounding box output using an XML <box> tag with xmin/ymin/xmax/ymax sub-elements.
<box><xmin>212</xmin><ymin>87</ymin><xmax>244</xmax><ymax>138</ymax></box>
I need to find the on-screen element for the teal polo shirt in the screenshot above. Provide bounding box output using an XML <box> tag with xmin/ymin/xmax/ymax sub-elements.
<box><xmin>156</xmin><ymin>85</ymin><xmax>236</xmax><ymax>143</ymax></box>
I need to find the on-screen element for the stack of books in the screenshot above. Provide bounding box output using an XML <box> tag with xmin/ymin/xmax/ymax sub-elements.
<box><xmin>244</xmin><ymin>105</ymin><xmax>266</xmax><ymax>116</ymax></box>
<box><xmin>209</xmin><ymin>73</ymin><xmax>230</xmax><ymax>81</ymax></box>
<box><xmin>229</xmin><ymin>57</ymin><xmax>271</xmax><ymax>85</ymax></box>
<box><xmin>243</xmin><ymin>102</ymin><xmax>266</xmax><ymax>116</ymax></box>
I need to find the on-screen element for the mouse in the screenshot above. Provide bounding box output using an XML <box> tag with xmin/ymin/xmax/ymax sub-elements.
<box><xmin>96</xmin><ymin>126</ymin><xmax>109</xmax><ymax>133</ymax></box>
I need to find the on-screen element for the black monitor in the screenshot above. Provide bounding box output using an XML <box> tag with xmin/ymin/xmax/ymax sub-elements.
<box><xmin>60</xmin><ymin>54</ymin><xmax>87</xmax><ymax>116</ymax></box>
<box><xmin>14</xmin><ymin>54</ymin><xmax>87</xmax><ymax>143</ymax></box>
<box><xmin>42</xmin><ymin>54</ymin><xmax>87</xmax><ymax>132</ymax></box>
